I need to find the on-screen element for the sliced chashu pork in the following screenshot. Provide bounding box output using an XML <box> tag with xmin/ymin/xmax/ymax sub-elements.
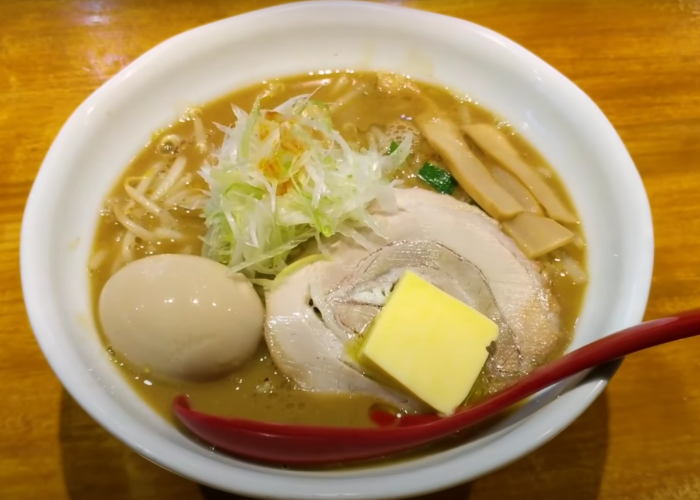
<box><xmin>265</xmin><ymin>188</ymin><xmax>562</xmax><ymax>409</ymax></box>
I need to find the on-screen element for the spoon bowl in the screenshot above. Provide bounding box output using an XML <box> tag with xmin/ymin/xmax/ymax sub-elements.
<box><xmin>174</xmin><ymin>309</ymin><xmax>700</xmax><ymax>465</ymax></box>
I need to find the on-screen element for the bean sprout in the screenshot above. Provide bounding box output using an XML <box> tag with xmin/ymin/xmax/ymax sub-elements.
<box><xmin>193</xmin><ymin>116</ymin><xmax>207</xmax><ymax>154</ymax></box>
<box><xmin>124</xmin><ymin>183</ymin><xmax>175</xmax><ymax>225</ymax></box>
<box><xmin>112</xmin><ymin>205</ymin><xmax>162</xmax><ymax>241</ymax></box>
<box><xmin>329</xmin><ymin>83</ymin><xmax>367</xmax><ymax>112</ymax></box>
<box><xmin>120</xmin><ymin>230</ymin><xmax>136</xmax><ymax>263</ymax></box>
<box><xmin>88</xmin><ymin>249</ymin><xmax>107</xmax><ymax>271</ymax></box>
<box><xmin>151</xmin><ymin>156</ymin><xmax>187</xmax><ymax>201</ymax></box>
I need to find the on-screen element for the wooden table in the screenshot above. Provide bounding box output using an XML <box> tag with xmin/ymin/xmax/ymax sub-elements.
<box><xmin>2</xmin><ymin>0</ymin><xmax>699</xmax><ymax>498</ymax></box>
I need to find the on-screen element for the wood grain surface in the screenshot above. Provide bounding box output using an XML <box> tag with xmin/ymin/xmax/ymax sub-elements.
<box><xmin>2</xmin><ymin>0</ymin><xmax>700</xmax><ymax>499</ymax></box>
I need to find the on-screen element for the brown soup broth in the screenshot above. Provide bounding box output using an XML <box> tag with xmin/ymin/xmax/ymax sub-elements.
<box><xmin>89</xmin><ymin>71</ymin><xmax>587</xmax><ymax>430</ymax></box>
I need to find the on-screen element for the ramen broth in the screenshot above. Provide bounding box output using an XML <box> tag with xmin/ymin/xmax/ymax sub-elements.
<box><xmin>89</xmin><ymin>71</ymin><xmax>586</xmax><ymax>427</ymax></box>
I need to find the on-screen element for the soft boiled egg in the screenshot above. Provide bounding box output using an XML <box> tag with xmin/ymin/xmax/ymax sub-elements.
<box><xmin>99</xmin><ymin>254</ymin><xmax>264</xmax><ymax>382</ymax></box>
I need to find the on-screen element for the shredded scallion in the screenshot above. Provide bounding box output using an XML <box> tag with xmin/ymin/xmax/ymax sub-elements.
<box><xmin>200</xmin><ymin>94</ymin><xmax>413</xmax><ymax>276</ymax></box>
<box><xmin>418</xmin><ymin>162</ymin><xmax>458</xmax><ymax>195</ymax></box>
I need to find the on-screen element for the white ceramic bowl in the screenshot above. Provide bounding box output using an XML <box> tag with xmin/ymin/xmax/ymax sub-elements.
<box><xmin>21</xmin><ymin>2</ymin><xmax>653</xmax><ymax>498</ymax></box>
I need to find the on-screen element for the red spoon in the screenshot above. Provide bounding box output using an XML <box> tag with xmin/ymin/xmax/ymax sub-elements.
<box><xmin>173</xmin><ymin>309</ymin><xmax>700</xmax><ymax>465</ymax></box>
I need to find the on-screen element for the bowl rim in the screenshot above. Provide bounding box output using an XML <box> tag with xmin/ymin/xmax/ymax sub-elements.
<box><xmin>21</xmin><ymin>1</ymin><xmax>654</xmax><ymax>498</ymax></box>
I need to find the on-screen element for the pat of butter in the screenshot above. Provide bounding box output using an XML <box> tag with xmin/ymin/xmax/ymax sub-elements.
<box><xmin>359</xmin><ymin>271</ymin><xmax>499</xmax><ymax>415</ymax></box>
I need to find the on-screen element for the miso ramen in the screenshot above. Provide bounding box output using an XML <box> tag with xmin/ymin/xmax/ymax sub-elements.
<box><xmin>90</xmin><ymin>71</ymin><xmax>587</xmax><ymax>431</ymax></box>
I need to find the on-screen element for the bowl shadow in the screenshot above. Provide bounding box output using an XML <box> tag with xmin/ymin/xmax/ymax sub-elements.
<box><xmin>455</xmin><ymin>383</ymin><xmax>610</xmax><ymax>500</ymax></box>
<box><xmin>59</xmin><ymin>366</ymin><xmax>611</xmax><ymax>500</ymax></box>
<box><xmin>58</xmin><ymin>389</ymin><xmax>204</xmax><ymax>499</ymax></box>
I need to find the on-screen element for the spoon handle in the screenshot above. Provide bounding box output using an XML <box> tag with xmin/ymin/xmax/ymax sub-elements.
<box><xmin>384</xmin><ymin>309</ymin><xmax>700</xmax><ymax>428</ymax></box>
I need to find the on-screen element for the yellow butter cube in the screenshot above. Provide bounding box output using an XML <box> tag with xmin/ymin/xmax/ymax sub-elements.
<box><xmin>359</xmin><ymin>271</ymin><xmax>499</xmax><ymax>415</ymax></box>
